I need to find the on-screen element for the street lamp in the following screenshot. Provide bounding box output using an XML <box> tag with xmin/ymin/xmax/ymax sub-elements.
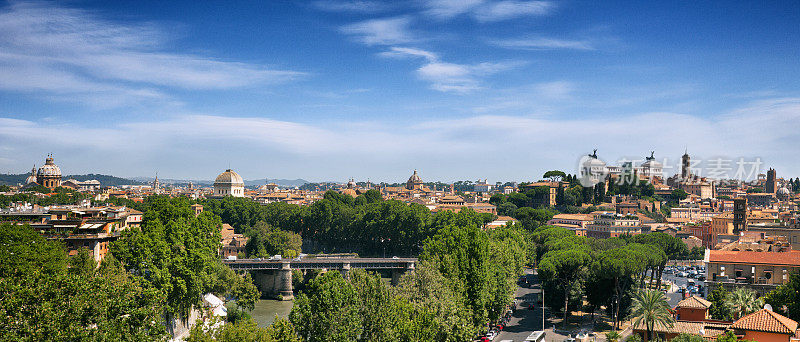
<box><xmin>542</xmin><ymin>283</ymin><xmax>545</xmax><ymax>331</ymax></box>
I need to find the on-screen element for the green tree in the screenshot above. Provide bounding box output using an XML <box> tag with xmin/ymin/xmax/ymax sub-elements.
<box><xmin>688</xmin><ymin>246</ymin><xmax>704</xmax><ymax>260</ymax></box>
<box><xmin>489</xmin><ymin>194</ymin><xmax>506</xmax><ymax>206</ymax></box>
<box><xmin>708</xmin><ymin>285</ymin><xmax>733</xmax><ymax>321</ymax></box>
<box><xmin>207</xmin><ymin>262</ymin><xmax>260</xmax><ymax>311</ymax></box>
<box><xmin>539</xmin><ymin>248</ymin><xmax>591</xmax><ymax>329</ymax></box>
<box><xmin>726</xmin><ymin>287</ymin><xmax>763</xmax><ymax>319</ymax></box>
<box><xmin>420</xmin><ymin>223</ymin><xmax>491</xmax><ymax>326</ymax></box>
<box><xmin>672</xmin><ymin>189</ymin><xmax>689</xmax><ymax>201</ymax></box>
<box><xmin>290</xmin><ymin>271</ymin><xmax>362</xmax><ymax>342</ymax></box>
<box><xmin>112</xmin><ymin>197</ymin><xmax>226</xmax><ymax>318</ymax></box>
<box><xmin>670</xmin><ymin>334</ymin><xmax>705</xmax><ymax>342</ymax></box>
<box><xmin>497</xmin><ymin>202</ymin><xmax>518</xmax><ymax>216</ymax></box>
<box><xmin>0</xmin><ymin>224</ymin><xmax>167</xmax><ymax>341</ymax></box>
<box><xmin>543</xmin><ymin>170</ymin><xmax>567</xmax><ymax>182</ymax></box>
<box><xmin>187</xmin><ymin>317</ymin><xmax>300</xmax><ymax>342</ymax></box>
<box><xmin>714</xmin><ymin>330</ymin><xmax>755</xmax><ymax>342</ymax></box>
<box><xmin>245</xmin><ymin>221</ymin><xmax>302</xmax><ymax>258</ymax></box>
<box><xmin>629</xmin><ymin>289</ymin><xmax>674</xmax><ymax>341</ymax></box>
<box><xmin>394</xmin><ymin>261</ymin><xmax>476</xmax><ymax>342</ymax></box>
<box><xmin>606</xmin><ymin>331</ymin><xmax>621</xmax><ymax>342</ymax></box>
<box><xmin>765</xmin><ymin>272</ymin><xmax>800</xmax><ymax>322</ymax></box>
<box><xmin>594</xmin><ymin>246</ymin><xmax>646</xmax><ymax>329</ymax></box>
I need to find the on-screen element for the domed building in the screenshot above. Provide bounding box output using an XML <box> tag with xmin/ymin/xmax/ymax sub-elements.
<box><xmin>36</xmin><ymin>155</ymin><xmax>62</xmax><ymax>189</ymax></box>
<box><xmin>406</xmin><ymin>170</ymin><xmax>423</xmax><ymax>190</ymax></box>
<box><xmin>213</xmin><ymin>169</ymin><xmax>245</xmax><ymax>197</ymax></box>
<box><xmin>25</xmin><ymin>165</ymin><xmax>37</xmax><ymax>185</ymax></box>
<box><xmin>341</xmin><ymin>178</ymin><xmax>359</xmax><ymax>197</ymax></box>
<box><xmin>777</xmin><ymin>185</ymin><xmax>791</xmax><ymax>200</ymax></box>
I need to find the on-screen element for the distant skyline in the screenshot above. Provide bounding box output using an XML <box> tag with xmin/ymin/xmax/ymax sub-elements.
<box><xmin>0</xmin><ymin>1</ymin><xmax>798</xmax><ymax>182</ymax></box>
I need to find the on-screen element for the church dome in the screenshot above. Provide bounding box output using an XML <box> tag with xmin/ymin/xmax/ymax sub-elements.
<box><xmin>37</xmin><ymin>157</ymin><xmax>61</xmax><ymax>177</ymax></box>
<box><xmin>25</xmin><ymin>165</ymin><xmax>37</xmax><ymax>184</ymax></box>
<box><xmin>408</xmin><ymin>170</ymin><xmax>422</xmax><ymax>183</ymax></box>
<box><xmin>777</xmin><ymin>186</ymin><xmax>790</xmax><ymax>198</ymax></box>
<box><xmin>214</xmin><ymin>169</ymin><xmax>244</xmax><ymax>185</ymax></box>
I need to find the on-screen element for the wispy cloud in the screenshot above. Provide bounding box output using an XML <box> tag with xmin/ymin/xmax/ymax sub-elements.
<box><xmin>0</xmin><ymin>1</ymin><xmax>303</xmax><ymax>108</ymax></box>
<box><xmin>490</xmin><ymin>37</ymin><xmax>595</xmax><ymax>50</ymax></box>
<box><xmin>2</xmin><ymin>98</ymin><xmax>798</xmax><ymax>180</ymax></box>
<box><xmin>472</xmin><ymin>1</ymin><xmax>553</xmax><ymax>22</ymax></box>
<box><xmin>379</xmin><ymin>47</ymin><xmax>524</xmax><ymax>93</ymax></box>
<box><xmin>423</xmin><ymin>0</ymin><xmax>486</xmax><ymax>19</ymax></box>
<box><xmin>340</xmin><ymin>16</ymin><xmax>416</xmax><ymax>45</ymax></box>
<box><xmin>379</xmin><ymin>47</ymin><xmax>438</xmax><ymax>61</ymax></box>
<box><xmin>533</xmin><ymin>81</ymin><xmax>575</xmax><ymax>100</ymax></box>
<box><xmin>312</xmin><ymin>0</ymin><xmax>394</xmax><ymax>13</ymax></box>
<box><xmin>423</xmin><ymin>0</ymin><xmax>554</xmax><ymax>21</ymax></box>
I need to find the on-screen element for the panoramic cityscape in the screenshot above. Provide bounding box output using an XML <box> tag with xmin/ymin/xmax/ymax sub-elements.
<box><xmin>1</xmin><ymin>1</ymin><xmax>799</xmax><ymax>342</ymax></box>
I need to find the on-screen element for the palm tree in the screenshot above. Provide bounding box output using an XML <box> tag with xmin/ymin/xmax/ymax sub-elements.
<box><xmin>630</xmin><ymin>289</ymin><xmax>674</xmax><ymax>341</ymax></box>
<box><xmin>726</xmin><ymin>287</ymin><xmax>764</xmax><ymax>319</ymax></box>
<box><xmin>605</xmin><ymin>331</ymin><xmax>621</xmax><ymax>342</ymax></box>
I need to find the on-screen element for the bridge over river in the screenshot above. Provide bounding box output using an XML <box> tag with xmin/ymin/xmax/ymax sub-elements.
<box><xmin>223</xmin><ymin>258</ymin><xmax>417</xmax><ymax>300</ymax></box>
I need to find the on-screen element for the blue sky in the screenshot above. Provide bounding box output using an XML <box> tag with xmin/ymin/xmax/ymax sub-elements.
<box><xmin>0</xmin><ymin>0</ymin><xmax>798</xmax><ymax>183</ymax></box>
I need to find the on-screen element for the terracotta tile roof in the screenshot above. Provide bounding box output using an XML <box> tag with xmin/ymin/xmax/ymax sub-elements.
<box><xmin>551</xmin><ymin>213</ymin><xmax>593</xmax><ymax>221</ymax></box>
<box><xmin>709</xmin><ymin>250</ymin><xmax>800</xmax><ymax>267</ymax></box>
<box><xmin>633</xmin><ymin>320</ymin><xmax>729</xmax><ymax>338</ymax></box>
<box><xmin>731</xmin><ymin>309</ymin><xmax>798</xmax><ymax>335</ymax></box>
<box><xmin>676</xmin><ymin>295</ymin><xmax>712</xmax><ymax>309</ymax></box>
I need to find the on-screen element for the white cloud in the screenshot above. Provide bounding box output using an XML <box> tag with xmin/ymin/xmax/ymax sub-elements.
<box><xmin>378</xmin><ymin>46</ymin><xmax>523</xmax><ymax>93</ymax></box>
<box><xmin>472</xmin><ymin>0</ymin><xmax>553</xmax><ymax>22</ymax></box>
<box><xmin>312</xmin><ymin>1</ymin><xmax>393</xmax><ymax>13</ymax></box>
<box><xmin>2</xmin><ymin>98</ymin><xmax>798</xmax><ymax>180</ymax></box>
<box><xmin>0</xmin><ymin>1</ymin><xmax>303</xmax><ymax>108</ymax></box>
<box><xmin>423</xmin><ymin>0</ymin><xmax>553</xmax><ymax>21</ymax></box>
<box><xmin>3</xmin><ymin>98</ymin><xmax>798</xmax><ymax>180</ymax></box>
<box><xmin>423</xmin><ymin>0</ymin><xmax>486</xmax><ymax>19</ymax></box>
<box><xmin>534</xmin><ymin>81</ymin><xmax>574</xmax><ymax>100</ymax></box>
<box><xmin>340</xmin><ymin>17</ymin><xmax>416</xmax><ymax>45</ymax></box>
<box><xmin>417</xmin><ymin>60</ymin><xmax>524</xmax><ymax>93</ymax></box>
<box><xmin>379</xmin><ymin>47</ymin><xmax>439</xmax><ymax>61</ymax></box>
<box><xmin>491</xmin><ymin>37</ymin><xmax>595</xmax><ymax>50</ymax></box>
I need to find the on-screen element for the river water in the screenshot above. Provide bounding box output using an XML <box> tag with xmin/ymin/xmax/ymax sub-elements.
<box><xmin>248</xmin><ymin>299</ymin><xmax>294</xmax><ymax>327</ymax></box>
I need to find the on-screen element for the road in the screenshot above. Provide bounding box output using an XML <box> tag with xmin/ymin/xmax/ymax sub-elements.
<box><xmin>494</xmin><ymin>269</ymin><xmax>574</xmax><ymax>342</ymax></box>
<box><xmin>491</xmin><ymin>270</ymin><xmax>705</xmax><ymax>342</ymax></box>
